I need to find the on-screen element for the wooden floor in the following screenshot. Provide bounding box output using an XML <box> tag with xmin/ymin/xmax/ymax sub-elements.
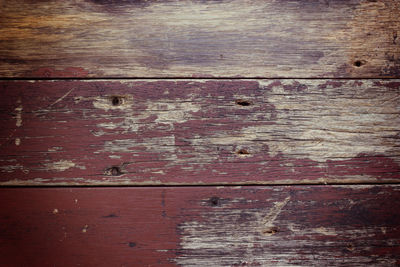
<box><xmin>0</xmin><ymin>0</ymin><xmax>399</xmax><ymax>266</ymax></box>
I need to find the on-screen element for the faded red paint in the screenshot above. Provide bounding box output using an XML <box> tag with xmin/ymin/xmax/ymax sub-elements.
<box><xmin>29</xmin><ymin>67</ymin><xmax>89</xmax><ymax>78</ymax></box>
<box><xmin>317</xmin><ymin>80</ymin><xmax>345</xmax><ymax>89</ymax></box>
<box><xmin>0</xmin><ymin>186</ymin><xmax>399</xmax><ymax>266</ymax></box>
<box><xmin>373</xmin><ymin>81</ymin><xmax>400</xmax><ymax>89</ymax></box>
<box><xmin>0</xmin><ymin>188</ymin><xmax>181</xmax><ymax>266</ymax></box>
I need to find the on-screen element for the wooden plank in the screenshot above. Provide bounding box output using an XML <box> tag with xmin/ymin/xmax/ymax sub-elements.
<box><xmin>0</xmin><ymin>0</ymin><xmax>399</xmax><ymax>78</ymax></box>
<box><xmin>0</xmin><ymin>185</ymin><xmax>399</xmax><ymax>266</ymax></box>
<box><xmin>1</xmin><ymin>80</ymin><xmax>399</xmax><ymax>185</ymax></box>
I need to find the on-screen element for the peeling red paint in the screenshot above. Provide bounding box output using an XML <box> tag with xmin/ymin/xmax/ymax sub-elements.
<box><xmin>0</xmin><ymin>80</ymin><xmax>398</xmax><ymax>185</ymax></box>
<box><xmin>373</xmin><ymin>81</ymin><xmax>400</xmax><ymax>89</ymax></box>
<box><xmin>317</xmin><ymin>80</ymin><xmax>345</xmax><ymax>89</ymax></box>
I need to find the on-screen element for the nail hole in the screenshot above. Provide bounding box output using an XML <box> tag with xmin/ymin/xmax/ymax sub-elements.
<box><xmin>128</xmin><ymin>242</ymin><xmax>136</xmax><ymax>248</ymax></box>
<box><xmin>262</xmin><ymin>227</ymin><xmax>278</xmax><ymax>235</ymax></box>
<box><xmin>106</xmin><ymin>166</ymin><xmax>122</xmax><ymax>176</ymax></box>
<box><xmin>210</xmin><ymin>197</ymin><xmax>220</xmax><ymax>206</ymax></box>
<box><xmin>346</xmin><ymin>244</ymin><xmax>354</xmax><ymax>251</ymax></box>
<box><xmin>235</xmin><ymin>99</ymin><xmax>252</xmax><ymax>106</ymax></box>
<box><xmin>354</xmin><ymin>60</ymin><xmax>363</xmax><ymax>67</ymax></box>
<box><xmin>111</xmin><ymin>166</ymin><xmax>121</xmax><ymax>176</ymax></box>
<box><xmin>111</xmin><ymin>96</ymin><xmax>123</xmax><ymax>106</ymax></box>
<box><xmin>236</xmin><ymin>149</ymin><xmax>249</xmax><ymax>155</ymax></box>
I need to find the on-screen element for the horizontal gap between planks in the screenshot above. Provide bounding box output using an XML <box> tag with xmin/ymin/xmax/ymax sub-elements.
<box><xmin>2</xmin><ymin>181</ymin><xmax>400</xmax><ymax>188</ymax></box>
<box><xmin>1</xmin><ymin>77</ymin><xmax>400</xmax><ymax>81</ymax></box>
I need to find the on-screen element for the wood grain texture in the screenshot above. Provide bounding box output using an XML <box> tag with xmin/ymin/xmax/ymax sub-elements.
<box><xmin>0</xmin><ymin>0</ymin><xmax>399</xmax><ymax>78</ymax></box>
<box><xmin>0</xmin><ymin>79</ymin><xmax>399</xmax><ymax>185</ymax></box>
<box><xmin>0</xmin><ymin>185</ymin><xmax>399</xmax><ymax>266</ymax></box>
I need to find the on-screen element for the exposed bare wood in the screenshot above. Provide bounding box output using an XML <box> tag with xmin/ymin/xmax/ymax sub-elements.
<box><xmin>0</xmin><ymin>0</ymin><xmax>399</xmax><ymax>78</ymax></box>
<box><xmin>0</xmin><ymin>80</ymin><xmax>399</xmax><ymax>185</ymax></box>
<box><xmin>2</xmin><ymin>1</ymin><xmax>399</xmax><ymax>266</ymax></box>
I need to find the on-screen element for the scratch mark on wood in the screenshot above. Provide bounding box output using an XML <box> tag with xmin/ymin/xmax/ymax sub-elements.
<box><xmin>262</xmin><ymin>196</ymin><xmax>290</xmax><ymax>236</ymax></box>
<box><xmin>49</xmin><ymin>88</ymin><xmax>75</xmax><ymax>107</ymax></box>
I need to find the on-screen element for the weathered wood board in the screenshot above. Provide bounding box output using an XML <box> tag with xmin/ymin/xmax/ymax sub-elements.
<box><xmin>0</xmin><ymin>0</ymin><xmax>399</xmax><ymax>78</ymax></box>
<box><xmin>0</xmin><ymin>185</ymin><xmax>399</xmax><ymax>266</ymax></box>
<box><xmin>0</xmin><ymin>80</ymin><xmax>399</xmax><ymax>185</ymax></box>
<box><xmin>1</xmin><ymin>0</ymin><xmax>399</xmax><ymax>266</ymax></box>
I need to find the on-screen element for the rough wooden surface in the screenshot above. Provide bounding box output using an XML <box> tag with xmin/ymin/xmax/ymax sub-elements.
<box><xmin>0</xmin><ymin>0</ymin><xmax>399</xmax><ymax>78</ymax></box>
<box><xmin>1</xmin><ymin>80</ymin><xmax>399</xmax><ymax>185</ymax></box>
<box><xmin>1</xmin><ymin>1</ymin><xmax>399</xmax><ymax>266</ymax></box>
<box><xmin>0</xmin><ymin>185</ymin><xmax>399</xmax><ymax>266</ymax></box>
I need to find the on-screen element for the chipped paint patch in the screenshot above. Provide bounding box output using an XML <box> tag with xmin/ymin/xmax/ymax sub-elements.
<box><xmin>95</xmin><ymin>98</ymin><xmax>201</xmax><ymax>134</ymax></box>
<box><xmin>314</xmin><ymin>227</ymin><xmax>337</xmax><ymax>236</ymax></box>
<box><xmin>82</xmin><ymin>225</ymin><xmax>89</xmax><ymax>233</ymax></box>
<box><xmin>44</xmin><ymin>160</ymin><xmax>76</xmax><ymax>172</ymax></box>
<box><xmin>15</xmin><ymin>138</ymin><xmax>21</xmax><ymax>146</ymax></box>
<box><xmin>91</xmin><ymin>129</ymin><xmax>106</xmax><ymax>136</ymax></box>
<box><xmin>381</xmin><ymin>227</ymin><xmax>387</xmax><ymax>234</ymax></box>
<box><xmin>15</xmin><ymin>105</ymin><xmax>23</xmax><ymax>127</ymax></box>
<box><xmin>0</xmin><ymin>164</ymin><xmax>23</xmax><ymax>173</ymax></box>
<box><xmin>100</xmin><ymin>136</ymin><xmax>176</xmax><ymax>159</ymax></box>
<box><xmin>48</xmin><ymin>147</ymin><xmax>63</xmax><ymax>152</ymax></box>
<box><xmin>148</xmin><ymin>101</ymin><xmax>200</xmax><ymax>124</ymax></box>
